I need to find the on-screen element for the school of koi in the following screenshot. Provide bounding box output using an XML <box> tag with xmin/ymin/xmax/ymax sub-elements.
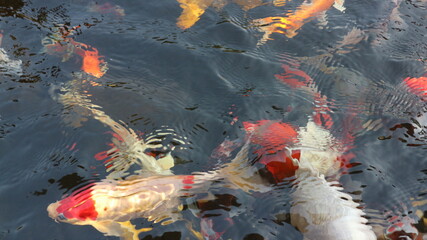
<box><xmin>1</xmin><ymin>0</ymin><xmax>421</xmax><ymax>239</ymax></box>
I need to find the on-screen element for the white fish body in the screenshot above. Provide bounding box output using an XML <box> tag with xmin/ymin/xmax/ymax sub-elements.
<box><xmin>0</xmin><ymin>48</ymin><xmax>22</xmax><ymax>75</ymax></box>
<box><xmin>291</xmin><ymin>120</ymin><xmax>377</xmax><ymax>240</ymax></box>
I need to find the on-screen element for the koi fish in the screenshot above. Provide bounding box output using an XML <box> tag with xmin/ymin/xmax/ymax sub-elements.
<box><xmin>42</xmin><ymin>27</ymin><xmax>108</xmax><ymax>78</ymax></box>
<box><xmin>252</xmin><ymin>0</ymin><xmax>345</xmax><ymax>43</ymax></box>
<box><xmin>54</xmin><ymin>75</ymin><xmax>177</xmax><ymax>177</ymax></box>
<box><xmin>73</xmin><ymin>42</ymin><xmax>107</xmax><ymax>78</ymax></box>
<box><xmin>0</xmin><ymin>33</ymin><xmax>23</xmax><ymax>75</ymax></box>
<box><xmin>87</xmin><ymin>2</ymin><xmax>125</xmax><ymax>17</ymax></box>
<box><xmin>49</xmin><ymin>75</ymin><xmax>270</xmax><ymax>239</ymax></box>
<box><xmin>275</xmin><ymin>64</ymin><xmax>335</xmax><ymax>129</ymax></box>
<box><xmin>290</xmin><ymin>170</ymin><xmax>377</xmax><ymax>240</ymax></box>
<box><xmin>176</xmin><ymin>0</ymin><xmax>264</xmax><ymax>29</ymax></box>
<box><xmin>240</xmin><ymin>117</ymin><xmax>376</xmax><ymax>239</ymax></box>
<box><xmin>244</xmin><ymin>60</ymin><xmax>376</xmax><ymax>238</ymax></box>
<box><xmin>281</xmin><ymin>119</ymin><xmax>375</xmax><ymax>239</ymax></box>
<box><xmin>47</xmin><ymin>139</ymin><xmax>269</xmax><ymax>240</ymax></box>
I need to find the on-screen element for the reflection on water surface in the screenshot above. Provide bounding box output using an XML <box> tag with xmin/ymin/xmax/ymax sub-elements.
<box><xmin>0</xmin><ymin>0</ymin><xmax>426</xmax><ymax>239</ymax></box>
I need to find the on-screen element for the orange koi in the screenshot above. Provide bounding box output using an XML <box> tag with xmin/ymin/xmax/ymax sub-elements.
<box><xmin>176</xmin><ymin>0</ymin><xmax>264</xmax><ymax>29</ymax></box>
<box><xmin>253</xmin><ymin>0</ymin><xmax>345</xmax><ymax>42</ymax></box>
<box><xmin>42</xmin><ymin>26</ymin><xmax>107</xmax><ymax>78</ymax></box>
<box><xmin>73</xmin><ymin>42</ymin><xmax>107</xmax><ymax>78</ymax></box>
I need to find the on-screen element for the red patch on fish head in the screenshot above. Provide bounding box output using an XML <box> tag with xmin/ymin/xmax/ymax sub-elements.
<box><xmin>54</xmin><ymin>184</ymin><xmax>98</xmax><ymax>222</ymax></box>
<box><xmin>243</xmin><ymin>120</ymin><xmax>299</xmax><ymax>181</ymax></box>
<box><xmin>74</xmin><ymin>42</ymin><xmax>106</xmax><ymax>78</ymax></box>
<box><xmin>244</xmin><ymin>120</ymin><xmax>298</xmax><ymax>153</ymax></box>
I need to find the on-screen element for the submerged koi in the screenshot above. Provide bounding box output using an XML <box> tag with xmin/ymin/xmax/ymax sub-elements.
<box><xmin>56</xmin><ymin>75</ymin><xmax>176</xmax><ymax>177</ymax></box>
<box><xmin>42</xmin><ymin>27</ymin><xmax>107</xmax><ymax>78</ymax></box>
<box><xmin>73</xmin><ymin>42</ymin><xmax>107</xmax><ymax>78</ymax></box>
<box><xmin>276</xmin><ymin>64</ymin><xmax>335</xmax><ymax>129</ymax></box>
<box><xmin>176</xmin><ymin>0</ymin><xmax>264</xmax><ymax>29</ymax></box>
<box><xmin>285</xmin><ymin>119</ymin><xmax>375</xmax><ymax>239</ymax></box>
<box><xmin>253</xmin><ymin>0</ymin><xmax>345</xmax><ymax>43</ymax></box>
<box><xmin>87</xmin><ymin>2</ymin><xmax>125</xmax><ymax>17</ymax></box>
<box><xmin>0</xmin><ymin>48</ymin><xmax>23</xmax><ymax>76</ymax></box>
<box><xmin>0</xmin><ymin>32</ymin><xmax>23</xmax><ymax>75</ymax></box>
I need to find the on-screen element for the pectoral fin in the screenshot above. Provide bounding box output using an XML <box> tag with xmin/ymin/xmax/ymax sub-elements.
<box><xmin>176</xmin><ymin>0</ymin><xmax>215</xmax><ymax>29</ymax></box>
<box><xmin>90</xmin><ymin>220</ymin><xmax>152</xmax><ymax>240</ymax></box>
<box><xmin>333</xmin><ymin>0</ymin><xmax>345</xmax><ymax>12</ymax></box>
<box><xmin>157</xmin><ymin>152</ymin><xmax>175</xmax><ymax>170</ymax></box>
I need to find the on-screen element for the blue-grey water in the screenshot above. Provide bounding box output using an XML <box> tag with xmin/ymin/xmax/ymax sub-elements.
<box><xmin>0</xmin><ymin>0</ymin><xmax>426</xmax><ymax>239</ymax></box>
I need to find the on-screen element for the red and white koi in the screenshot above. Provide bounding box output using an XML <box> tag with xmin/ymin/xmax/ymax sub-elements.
<box><xmin>47</xmin><ymin>139</ymin><xmax>268</xmax><ymax>240</ymax></box>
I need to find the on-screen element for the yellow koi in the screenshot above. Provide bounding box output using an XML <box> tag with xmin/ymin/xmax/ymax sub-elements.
<box><xmin>253</xmin><ymin>0</ymin><xmax>345</xmax><ymax>43</ymax></box>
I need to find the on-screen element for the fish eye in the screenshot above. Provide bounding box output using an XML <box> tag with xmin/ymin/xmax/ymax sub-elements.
<box><xmin>57</xmin><ymin>213</ymin><xmax>67</xmax><ymax>221</ymax></box>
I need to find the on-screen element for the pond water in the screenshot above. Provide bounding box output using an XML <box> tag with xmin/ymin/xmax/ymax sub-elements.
<box><xmin>0</xmin><ymin>0</ymin><xmax>426</xmax><ymax>239</ymax></box>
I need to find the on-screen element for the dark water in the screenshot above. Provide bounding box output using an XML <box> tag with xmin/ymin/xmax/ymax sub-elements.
<box><xmin>0</xmin><ymin>0</ymin><xmax>426</xmax><ymax>239</ymax></box>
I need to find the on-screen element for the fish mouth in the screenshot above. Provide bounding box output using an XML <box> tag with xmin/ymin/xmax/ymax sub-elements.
<box><xmin>47</xmin><ymin>201</ymin><xmax>67</xmax><ymax>222</ymax></box>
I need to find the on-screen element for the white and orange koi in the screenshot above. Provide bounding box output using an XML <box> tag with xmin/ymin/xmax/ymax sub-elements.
<box><xmin>176</xmin><ymin>0</ymin><xmax>264</xmax><ymax>29</ymax></box>
<box><xmin>253</xmin><ymin>0</ymin><xmax>345</xmax><ymax>43</ymax></box>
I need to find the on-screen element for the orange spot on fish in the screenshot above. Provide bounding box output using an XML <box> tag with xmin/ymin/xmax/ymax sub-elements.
<box><xmin>403</xmin><ymin>75</ymin><xmax>427</xmax><ymax>99</ymax></box>
<box><xmin>74</xmin><ymin>43</ymin><xmax>106</xmax><ymax>78</ymax></box>
<box><xmin>182</xmin><ymin>175</ymin><xmax>195</xmax><ymax>185</ymax></box>
<box><xmin>275</xmin><ymin>64</ymin><xmax>313</xmax><ymax>88</ymax></box>
<box><xmin>94</xmin><ymin>151</ymin><xmax>109</xmax><ymax>161</ymax></box>
<box><xmin>69</xmin><ymin>142</ymin><xmax>77</xmax><ymax>151</ymax></box>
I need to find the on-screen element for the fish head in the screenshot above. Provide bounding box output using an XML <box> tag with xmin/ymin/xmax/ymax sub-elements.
<box><xmin>243</xmin><ymin>120</ymin><xmax>298</xmax><ymax>153</ymax></box>
<box><xmin>243</xmin><ymin>120</ymin><xmax>299</xmax><ymax>181</ymax></box>
<box><xmin>47</xmin><ymin>185</ymin><xmax>98</xmax><ymax>224</ymax></box>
